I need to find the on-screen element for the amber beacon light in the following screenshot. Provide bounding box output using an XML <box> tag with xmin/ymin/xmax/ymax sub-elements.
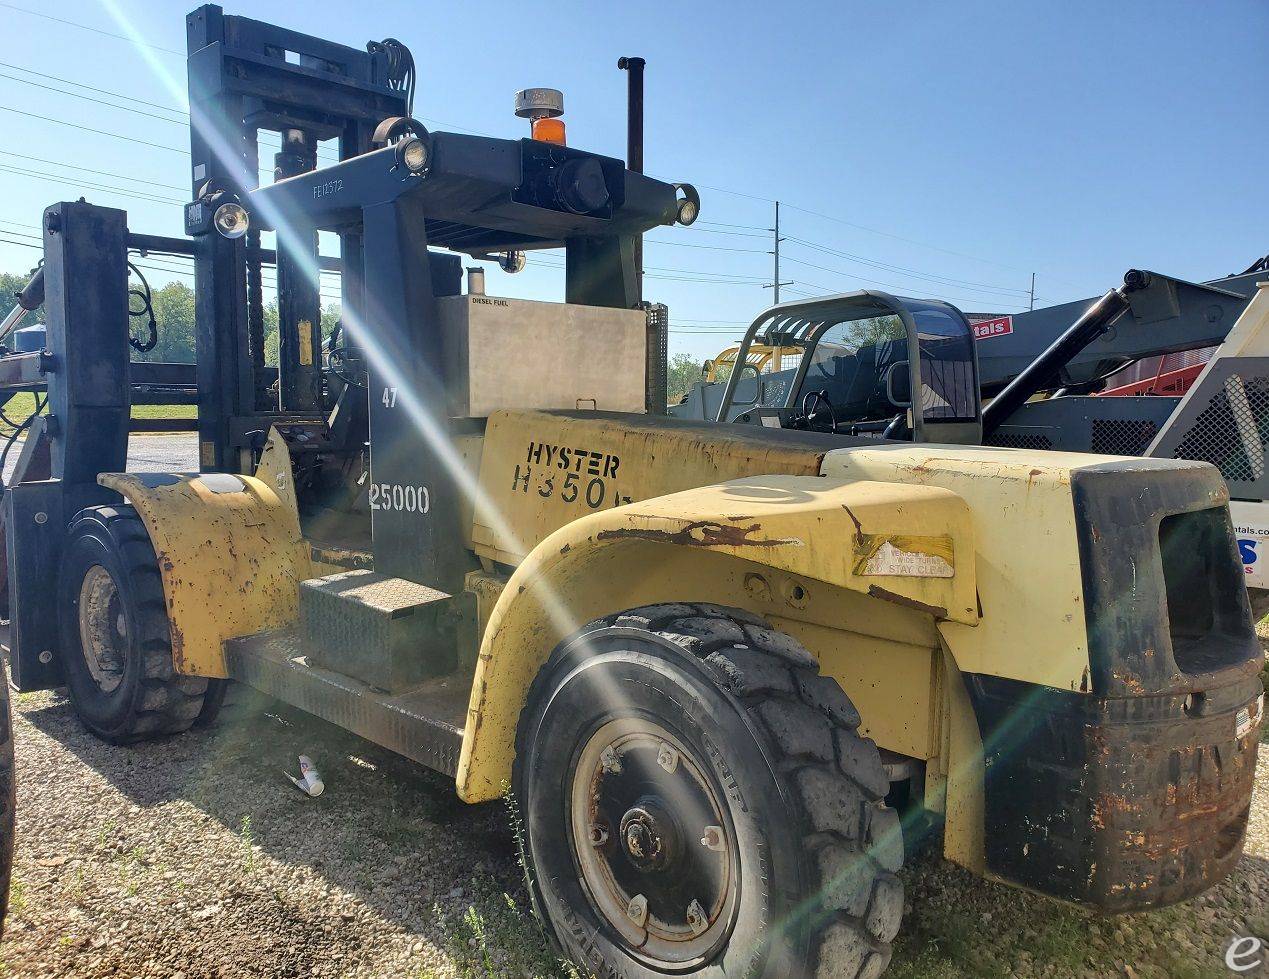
<box><xmin>515</xmin><ymin>88</ymin><xmax>567</xmax><ymax>145</ymax></box>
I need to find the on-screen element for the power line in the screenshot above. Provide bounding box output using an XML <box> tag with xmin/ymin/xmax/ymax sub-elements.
<box><xmin>0</xmin><ymin>71</ymin><xmax>187</xmax><ymax>126</ymax></box>
<box><xmin>683</xmin><ymin>175</ymin><xmax>1045</xmax><ymax>277</ymax></box>
<box><xmin>0</xmin><ymin>82</ymin><xmax>338</xmax><ymax>165</ymax></box>
<box><xmin>2</xmin><ymin>24</ymin><xmax>1073</xmax><ymax>293</ymax></box>
<box><xmin>780</xmin><ymin>255</ymin><xmax>1026</xmax><ymax>310</ymax></box>
<box><xmin>0</xmin><ymin>164</ymin><xmax>183</xmax><ymax>205</ymax></box>
<box><xmin>0</xmin><ymin>104</ymin><xmax>305</xmax><ymax>182</ymax></box>
<box><xmin>0</xmin><ymin>60</ymin><xmax>188</xmax><ymax>117</ymax></box>
<box><xmin>683</xmin><ymin>226</ymin><xmax>768</xmax><ymax>239</ymax></box>
<box><xmin>0</xmin><ymin>235</ymin><xmax>40</xmax><ymax>252</ymax></box>
<box><xmin>697</xmin><ymin>220</ymin><xmax>768</xmax><ymax>232</ymax></box>
<box><xmin>529</xmin><ymin>254</ymin><xmax>766</xmax><ymax>286</ymax></box>
<box><xmin>0</xmin><ymin>105</ymin><xmax>185</xmax><ymax>154</ymax></box>
<box><xmin>783</xmin><ymin>234</ymin><xmax>1032</xmax><ymax>298</ymax></box>
<box><xmin>0</xmin><ymin>2</ymin><xmax>184</xmax><ymax>56</ymax></box>
<box><xmin>645</xmin><ymin>238</ymin><xmax>767</xmax><ymax>255</ymax></box>
<box><xmin>0</xmin><ymin>150</ymin><xmax>186</xmax><ymax>193</ymax></box>
<box><xmin>780</xmin><ymin>200</ymin><xmax>1045</xmax><ymax>277</ymax></box>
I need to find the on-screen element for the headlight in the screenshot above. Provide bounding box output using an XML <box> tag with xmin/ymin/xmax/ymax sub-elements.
<box><xmin>213</xmin><ymin>202</ymin><xmax>249</xmax><ymax>239</ymax></box>
<box><xmin>397</xmin><ymin>137</ymin><xmax>429</xmax><ymax>173</ymax></box>
<box><xmin>674</xmin><ymin>184</ymin><xmax>701</xmax><ymax>226</ymax></box>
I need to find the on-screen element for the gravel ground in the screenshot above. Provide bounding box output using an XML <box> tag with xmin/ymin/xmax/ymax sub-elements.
<box><xmin>0</xmin><ymin>433</ymin><xmax>1265</xmax><ymax>977</ymax></box>
<box><xmin>0</xmin><ymin>684</ymin><xmax>1263</xmax><ymax>979</ymax></box>
<box><xmin>1</xmin><ymin>434</ymin><xmax>198</xmax><ymax>484</ymax></box>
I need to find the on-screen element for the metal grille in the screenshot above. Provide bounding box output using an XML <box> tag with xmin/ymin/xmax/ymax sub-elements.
<box><xmin>1090</xmin><ymin>419</ymin><xmax>1159</xmax><ymax>456</ymax></box>
<box><xmin>1171</xmin><ymin>373</ymin><xmax>1269</xmax><ymax>483</ymax></box>
<box><xmin>644</xmin><ymin>303</ymin><xmax>669</xmax><ymax>414</ymax></box>
<box><xmin>985</xmin><ymin>431</ymin><xmax>1054</xmax><ymax>450</ymax></box>
<box><xmin>760</xmin><ymin>377</ymin><xmax>789</xmax><ymax>407</ymax></box>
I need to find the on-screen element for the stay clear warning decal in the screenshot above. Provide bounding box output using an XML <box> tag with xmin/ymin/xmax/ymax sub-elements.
<box><xmin>971</xmin><ymin>315</ymin><xmax>1013</xmax><ymax>341</ymax></box>
<box><xmin>862</xmin><ymin>541</ymin><xmax>955</xmax><ymax>578</ymax></box>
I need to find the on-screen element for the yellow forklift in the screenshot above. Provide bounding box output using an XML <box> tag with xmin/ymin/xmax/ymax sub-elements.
<box><xmin>0</xmin><ymin>7</ymin><xmax>1262</xmax><ymax>975</ymax></box>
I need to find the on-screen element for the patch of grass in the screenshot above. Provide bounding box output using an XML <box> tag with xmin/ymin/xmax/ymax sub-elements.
<box><xmin>433</xmin><ymin>877</ymin><xmax>577</xmax><ymax>979</ymax></box>
<box><xmin>889</xmin><ymin>900</ymin><xmax>1011</xmax><ymax>979</ymax></box>
<box><xmin>94</xmin><ymin>818</ymin><xmax>118</xmax><ymax>850</ymax></box>
<box><xmin>0</xmin><ymin>393</ymin><xmax>194</xmax><ymax>434</ymax></box>
<box><xmin>238</xmin><ymin>813</ymin><xmax>257</xmax><ymax>874</ymax></box>
<box><xmin>8</xmin><ymin>877</ymin><xmax>25</xmax><ymax>917</ymax></box>
<box><xmin>1029</xmin><ymin>911</ymin><xmax>1089</xmax><ymax>973</ymax></box>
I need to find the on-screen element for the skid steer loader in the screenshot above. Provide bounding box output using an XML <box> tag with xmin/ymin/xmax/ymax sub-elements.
<box><xmin>0</xmin><ymin>7</ymin><xmax>1262</xmax><ymax>977</ymax></box>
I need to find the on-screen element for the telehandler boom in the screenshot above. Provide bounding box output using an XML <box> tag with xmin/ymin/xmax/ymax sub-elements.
<box><xmin>0</xmin><ymin>8</ymin><xmax>1262</xmax><ymax>977</ymax></box>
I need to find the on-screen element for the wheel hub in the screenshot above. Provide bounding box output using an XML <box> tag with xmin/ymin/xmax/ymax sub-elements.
<box><xmin>569</xmin><ymin>718</ymin><xmax>739</xmax><ymax>967</ymax></box>
<box><xmin>619</xmin><ymin>800</ymin><xmax>678</xmax><ymax>872</ymax></box>
<box><xmin>77</xmin><ymin>564</ymin><xmax>127</xmax><ymax>694</ymax></box>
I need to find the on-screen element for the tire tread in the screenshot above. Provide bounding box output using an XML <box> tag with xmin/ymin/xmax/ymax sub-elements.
<box><xmin>65</xmin><ymin>505</ymin><xmax>206</xmax><ymax>743</ymax></box>
<box><xmin>515</xmin><ymin>602</ymin><xmax>904</xmax><ymax>979</ymax></box>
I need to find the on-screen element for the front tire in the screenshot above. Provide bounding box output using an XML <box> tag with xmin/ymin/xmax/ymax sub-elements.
<box><xmin>57</xmin><ymin>505</ymin><xmax>207</xmax><ymax>743</ymax></box>
<box><xmin>514</xmin><ymin>603</ymin><xmax>903</xmax><ymax>979</ymax></box>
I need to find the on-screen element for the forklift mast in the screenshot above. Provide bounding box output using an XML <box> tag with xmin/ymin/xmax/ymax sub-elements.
<box><xmin>185</xmin><ymin>3</ymin><xmax>411</xmax><ymax>474</ymax></box>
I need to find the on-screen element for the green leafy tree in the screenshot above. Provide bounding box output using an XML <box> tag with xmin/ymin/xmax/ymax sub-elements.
<box><xmin>264</xmin><ymin>299</ymin><xmax>341</xmax><ymax>367</ymax></box>
<box><xmin>135</xmin><ymin>281</ymin><xmax>196</xmax><ymax>363</ymax></box>
<box><xmin>0</xmin><ymin>267</ymin><xmax>45</xmax><ymax>326</ymax></box>
<box><xmin>667</xmin><ymin>351</ymin><xmax>705</xmax><ymax>403</ymax></box>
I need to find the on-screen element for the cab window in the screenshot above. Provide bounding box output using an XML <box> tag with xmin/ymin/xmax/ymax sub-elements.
<box><xmin>796</xmin><ymin>314</ymin><xmax>907</xmax><ymax>420</ymax></box>
<box><xmin>911</xmin><ymin>305</ymin><xmax>978</xmax><ymax>423</ymax></box>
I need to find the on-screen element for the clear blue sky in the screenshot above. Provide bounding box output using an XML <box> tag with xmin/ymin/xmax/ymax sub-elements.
<box><xmin>1</xmin><ymin>0</ymin><xmax>1265</xmax><ymax>361</ymax></box>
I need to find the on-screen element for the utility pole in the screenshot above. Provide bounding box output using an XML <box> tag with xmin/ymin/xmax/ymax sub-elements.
<box><xmin>764</xmin><ymin>200</ymin><xmax>792</xmax><ymax>303</ymax></box>
<box><xmin>1029</xmin><ymin>272</ymin><xmax>1036</xmax><ymax>311</ymax></box>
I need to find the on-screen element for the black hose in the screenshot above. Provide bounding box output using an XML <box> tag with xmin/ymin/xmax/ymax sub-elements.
<box><xmin>0</xmin><ymin>392</ymin><xmax>45</xmax><ymax>482</ymax></box>
<box><xmin>370</xmin><ymin>38</ymin><xmax>416</xmax><ymax>114</ymax></box>
<box><xmin>125</xmin><ymin>261</ymin><xmax>158</xmax><ymax>353</ymax></box>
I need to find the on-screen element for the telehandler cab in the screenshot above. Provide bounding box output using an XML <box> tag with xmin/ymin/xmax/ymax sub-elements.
<box><xmin>0</xmin><ymin>7</ymin><xmax>1263</xmax><ymax>977</ymax></box>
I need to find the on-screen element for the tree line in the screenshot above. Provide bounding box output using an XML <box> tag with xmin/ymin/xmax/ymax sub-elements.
<box><xmin>4</xmin><ymin>267</ymin><xmax>707</xmax><ymax>399</ymax></box>
<box><xmin>0</xmin><ymin>270</ymin><xmax>338</xmax><ymax>366</ymax></box>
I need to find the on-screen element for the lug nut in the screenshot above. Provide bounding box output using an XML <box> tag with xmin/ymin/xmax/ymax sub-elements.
<box><xmin>588</xmin><ymin>823</ymin><xmax>609</xmax><ymax>847</ymax></box>
<box><xmin>700</xmin><ymin>825</ymin><xmax>725</xmax><ymax>851</ymax></box>
<box><xmin>626</xmin><ymin>893</ymin><xmax>647</xmax><ymax>926</ymax></box>
<box><xmin>686</xmin><ymin>898</ymin><xmax>708</xmax><ymax>935</ymax></box>
<box><xmin>656</xmin><ymin>743</ymin><xmax>679</xmax><ymax>774</ymax></box>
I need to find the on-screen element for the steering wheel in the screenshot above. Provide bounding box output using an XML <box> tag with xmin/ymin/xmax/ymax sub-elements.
<box><xmin>882</xmin><ymin>412</ymin><xmax>911</xmax><ymax>440</ymax></box>
<box><xmin>798</xmin><ymin>390</ymin><xmax>839</xmax><ymax>434</ymax></box>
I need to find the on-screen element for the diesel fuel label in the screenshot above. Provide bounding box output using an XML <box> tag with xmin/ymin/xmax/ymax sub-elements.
<box><xmin>512</xmin><ymin>440</ymin><xmax>633</xmax><ymax>510</ymax></box>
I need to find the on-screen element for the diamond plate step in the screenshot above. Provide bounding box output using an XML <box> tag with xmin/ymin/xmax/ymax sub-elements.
<box><xmin>300</xmin><ymin>570</ymin><xmax>475</xmax><ymax>693</ymax></box>
<box><xmin>223</xmin><ymin>628</ymin><xmax>469</xmax><ymax>777</ymax></box>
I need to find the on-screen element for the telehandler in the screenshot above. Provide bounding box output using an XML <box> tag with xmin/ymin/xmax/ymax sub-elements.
<box><xmin>0</xmin><ymin>7</ymin><xmax>1263</xmax><ymax>976</ymax></box>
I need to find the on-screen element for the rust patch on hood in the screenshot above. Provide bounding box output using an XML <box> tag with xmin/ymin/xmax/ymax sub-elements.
<box><xmin>596</xmin><ymin>520</ymin><xmax>801</xmax><ymax>549</ymax></box>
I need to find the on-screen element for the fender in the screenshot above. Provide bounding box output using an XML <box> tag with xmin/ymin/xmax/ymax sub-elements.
<box><xmin>97</xmin><ymin>431</ymin><xmax>310</xmax><ymax>677</ymax></box>
<box><xmin>457</xmin><ymin>473</ymin><xmax>978</xmax><ymax>803</ymax></box>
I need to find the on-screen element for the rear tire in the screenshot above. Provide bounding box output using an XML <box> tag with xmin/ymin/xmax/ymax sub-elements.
<box><xmin>514</xmin><ymin>603</ymin><xmax>903</xmax><ymax>979</ymax></box>
<box><xmin>57</xmin><ymin>505</ymin><xmax>207</xmax><ymax>743</ymax></box>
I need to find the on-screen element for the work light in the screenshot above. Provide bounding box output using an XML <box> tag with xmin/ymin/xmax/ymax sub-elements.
<box><xmin>400</xmin><ymin>137</ymin><xmax>429</xmax><ymax>173</ymax></box>
<box><xmin>674</xmin><ymin>183</ymin><xmax>701</xmax><ymax>226</ymax></box>
<box><xmin>213</xmin><ymin>202</ymin><xmax>250</xmax><ymax>239</ymax></box>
